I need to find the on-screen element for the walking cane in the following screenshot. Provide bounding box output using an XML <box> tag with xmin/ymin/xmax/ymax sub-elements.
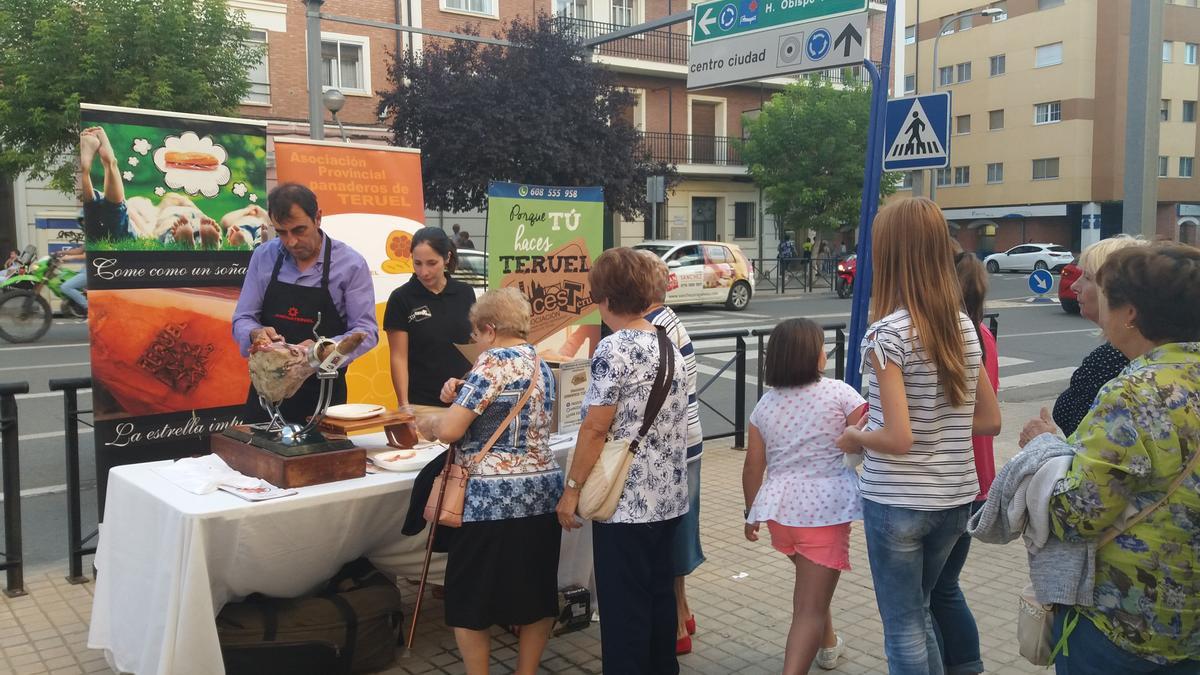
<box><xmin>402</xmin><ymin>445</ymin><xmax>455</xmax><ymax>658</ymax></box>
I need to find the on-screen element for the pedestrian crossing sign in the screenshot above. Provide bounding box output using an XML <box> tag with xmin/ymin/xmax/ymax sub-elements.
<box><xmin>883</xmin><ymin>92</ymin><xmax>951</xmax><ymax>171</ymax></box>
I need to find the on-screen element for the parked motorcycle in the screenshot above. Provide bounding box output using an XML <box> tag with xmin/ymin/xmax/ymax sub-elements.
<box><xmin>835</xmin><ymin>254</ymin><xmax>856</xmax><ymax>299</ymax></box>
<box><xmin>0</xmin><ymin>249</ymin><xmax>85</xmax><ymax>343</ymax></box>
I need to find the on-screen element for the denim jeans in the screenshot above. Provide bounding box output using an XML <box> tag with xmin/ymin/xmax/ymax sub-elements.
<box><xmin>60</xmin><ymin>269</ymin><xmax>87</xmax><ymax>310</ymax></box>
<box><xmin>863</xmin><ymin>499</ymin><xmax>971</xmax><ymax>675</ymax></box>
<box><xmin>930</xmin><ymin>501</ymin><xmax>985</xmax><ymax>675</ymax></box>
<box><xmin>1052</xmin><ymin>608</ymin><xmax>1200</xmax><ymax>674</ymax></box>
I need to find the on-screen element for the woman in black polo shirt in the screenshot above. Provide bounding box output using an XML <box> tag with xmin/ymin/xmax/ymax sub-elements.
<box><xmin>384</xmin><ymin>227</ymin><xmax>476</xmax><ymax>415</ymax></box>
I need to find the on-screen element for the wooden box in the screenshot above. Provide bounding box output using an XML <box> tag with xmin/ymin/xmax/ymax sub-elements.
<box><xmin>211</xmin><ymin>426</ymin><xmax>365</xmax><ymax>488</ymax></box>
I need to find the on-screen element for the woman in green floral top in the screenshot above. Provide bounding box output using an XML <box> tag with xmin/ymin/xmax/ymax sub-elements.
<box><xmin>1023</xmin><ymin>243</ymin><xmax>1200</xmax><ymax>673</ymax></box>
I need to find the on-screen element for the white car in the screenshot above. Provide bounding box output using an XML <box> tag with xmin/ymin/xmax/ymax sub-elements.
<box><xmin>984</xmin><ymin>243</ymin><xmax>1074</xmax><ymax>273</ymax></box>
<box><xmin>634</xmin><ymin>240</ymin><xmax>756</xmax><ymax>311</ymax></box>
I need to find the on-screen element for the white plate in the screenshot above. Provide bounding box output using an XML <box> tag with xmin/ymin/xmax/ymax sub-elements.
<box><xmin>368</xmin><ymin>443</ymin><xmax>445</xmax><ymax>472</ymax></box>
<box><xmin>324</xmin><ymin>403</ymin><xmax>386</xmax><ymax>421</ymax></box>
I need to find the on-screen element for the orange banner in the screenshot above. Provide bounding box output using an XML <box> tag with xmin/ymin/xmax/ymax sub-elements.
<box><xmin>274</xmin><ymin>138</ymin><xmax>426</xmax><ymax>409</ymax></box>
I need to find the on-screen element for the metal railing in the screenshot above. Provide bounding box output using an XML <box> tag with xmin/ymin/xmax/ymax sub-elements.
<box><xmin>638</xmin><ymin>132</ymin><xmax>744</xmax><ymax>166</ymax></box>
<box><xmin>751</xmin><ymin>257</ymin><xmax>842</xmax><ymax>294</ymax></box>
<box><xmin>0</xmin><ymin>381</ymin><xmax>28</xmax><ymax>597</ymax></box>
<box><xmin>791</xmin><ymin>61</ymin><xmax>885</xmax><ymax>88</ymax></box>
<box><xmin>50</xmin><ymin>377</ymin><xmax>96</xmax><ymax>584</ymax></box>
<box><xmin>555</xmin><ymin>16</ymin><xmax>689</xmax><ymax>65</ymax></box>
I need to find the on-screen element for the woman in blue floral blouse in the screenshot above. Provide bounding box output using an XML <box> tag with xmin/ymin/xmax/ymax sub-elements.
<box><xmin>1021</xmin><ymin>242</ymin><xmax>1200</xmax><ymax>673</ymax></box>
<box><xmin>417</xmin><ymin>288</ymin><xmax>562</xmax><ymax>675</ymax></box>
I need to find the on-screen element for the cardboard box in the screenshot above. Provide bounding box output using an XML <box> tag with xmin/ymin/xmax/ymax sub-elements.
<box><xmin>550</xmin><ymin>358</ymin><xmax>589</xmax><ymax>434</ymax></box>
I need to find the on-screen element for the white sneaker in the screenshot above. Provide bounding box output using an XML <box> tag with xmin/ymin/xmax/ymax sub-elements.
<box><xmin>815</xmin><ymin>634</ymin><xmax>845</xmax><ymax>670</ymax></box>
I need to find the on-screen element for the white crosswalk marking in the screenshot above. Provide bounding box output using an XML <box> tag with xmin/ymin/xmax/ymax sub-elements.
<box><xmin>997</xmin><ymin>367</ymin><xmax>1077</xmax><ymax>391</ymax></box>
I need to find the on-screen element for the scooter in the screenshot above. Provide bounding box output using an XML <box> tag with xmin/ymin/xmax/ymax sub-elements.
<box><xmin>0</xmin><ymin>248</ymin><xmax>85</xmax><ymax>343</ymax></box>
<box><xmin>835</xmin><ymin>254</ymin><xmax>856</xmax><ymax>299</ymax></box>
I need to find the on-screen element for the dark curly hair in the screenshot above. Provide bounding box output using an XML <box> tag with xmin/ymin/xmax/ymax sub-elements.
<box><xmin>1098</xmin><ymin>242</ymin><xmax>1200</xmax><ymax>343</ymax></box>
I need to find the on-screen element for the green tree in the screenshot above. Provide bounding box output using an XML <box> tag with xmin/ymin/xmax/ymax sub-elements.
<box><xmin>378</xmin><ymin>14</ymin><xmax>674</xmax><ymax>218</ymax></box>
<box><xmin>0</xmin><ymin>0</ymin><xmax>262</xmax><ymax>191</ymax></box>
<box><xmin>739</xmin><ymin>77</ymin><xmax>898</xmax><ymax>242</ymax></box>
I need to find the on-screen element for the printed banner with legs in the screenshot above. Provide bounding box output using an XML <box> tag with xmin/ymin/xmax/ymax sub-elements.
<box><xmin>79</xmin><ymin>104</ymin><xmax>268</xmax><ymax>499</ymax></box>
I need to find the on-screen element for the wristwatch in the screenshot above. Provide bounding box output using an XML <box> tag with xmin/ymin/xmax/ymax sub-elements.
<box><xmin>566</xmin><ymin>477</ymin><xmax>582</xmax><ymax>490</ymax></box>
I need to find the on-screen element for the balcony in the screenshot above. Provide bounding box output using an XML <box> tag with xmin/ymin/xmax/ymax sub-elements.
<box><xmin>554</xmin><ymin>16</ymin><xmax>688</xmax><ymax>66</ymax></box>
<box><xmin>639</xmin><ymin>132</ymin><xmax>744</xmax><ymax>167</ymax></box>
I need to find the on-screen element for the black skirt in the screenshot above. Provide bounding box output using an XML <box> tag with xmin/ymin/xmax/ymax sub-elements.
<box><xmin>444</xmin><ymin>512</ymin><xmax>562</xmax><ymax>630</ymax></box>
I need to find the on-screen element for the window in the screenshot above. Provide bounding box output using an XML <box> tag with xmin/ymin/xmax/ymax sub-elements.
<box><xmin>940</xmin><ymin>16</ymin><xmax>956</xmax><ymax>35</ymax></box>
<box><xmin>1184</xmin><ymin>100</ymin><xmax>1197</xmax><ymax>122</ymax></box>
<box><xmin>668</xmin><ymin>245</ymin><xmax>704</xmax><ymax>267</ymax></box>
<box><xmin>1163</xmin><ymin>41</ymin><xmax>1173</xmax><ymax>63</ymax></box>
<box><xmin>1035</xmin><ymin>101</ymin><xmax>1062</xmax><ymax>124</ymax></box>
<box><xmin>734</xmin><ymin>203</ymin><xmax>756</xmax><ymax>239</ymax></box>
<box><xmin>1038</xmin><ymin>0</ymin><xmax>1064</xmax><ymax>8</ymax></box>
<box><xmin>611</xmin><ymin>0</ymin><xmax>635</xmax><ymax>26</ymax></box>
<box><xmin>1162</xmin><ymin>99</ymin><xmax>1171</xmax><ymax>122</ymax></box>
<box><xmin>1187</xmin><ymin>43</ymin><xmax>1198</xmax><ymax>65</ymax></box>
<box><xmin>990</xmin><ymin>54</ymin><xmax>1006</xmax><ymax>76</ymax></box>
<box><xmin>1181</xmin><ymin>157</ymin><xmax>1195</xmax><ymax>178</ymax></box>
<box><xmin>704</xmin><ymin>245</ymin><xmax>730</xmax><ymax>263</ymax></box>
<box><xmin>956</xmin><ymin>62</ymin><xmax>972</xmax><ymax>82</ymax></box>
<box><xmin>939</xmin><ymin>66</ymin><xmax>954</xmax><ymax>86</ymax></box>
<box><xmin>1033</xmin><ymin>157</ymin><xmax>1060</xmax><ymax>180</ymax></box>
<box><xmin>991</xmin><ymin>2</ymin><xmax>1008</xmax><ymax>21</ymax></box>
<box><xmin>954</xmin><ymin>166</ymin><xmax>971</xmax><ymax>185</ymax></box>
<box><xmin>936</xmin><ymin>168</ymin><xmax>952</xmax><ymax>186</ymax></box>
<box><xmin>443</xmin><ymin>0</ymin><xmax>496</xmax><ymax>15</ymax></box>
<box><xmin>905</xmin><ymin>25</ymin><xmax>916</xmax><ymax>45</ymax></box>
<box><xmin>904</xmin><ymin>74</ymin><xmax>916</xmax><ymax>94</ymax></box>
<box><xmin>243</xmin><ymin>29</ymin><xmax>269</xmax><ymax>105</ymax></box>
<box><xmin>900</xmin><ymin>172</ymin><xmax>913</xmax><ymax>189</ymax></box>
<box><xmin>987</xmin><ymin>163</ymin><xmax>1004</xmax><ymax>183</ymax></box>
<box><xmin>1035</xmin><ymin>42</ymin><xmax>1063</xmax><ymax>68</ymax></box>
<box><xmin>1159</xmin><ymin>156</ymin><xmax>1169</xmax><ymax>177</ymax></box>
<box><xmin>959</xmin><ymin>14</ymin><xmax>974</xmax><ymax>30</ymax></box>
<box><xmin>956</xmin><ymin>114</ymin><xmax>971</xmax><ymax>134</ymax></box>
<box><xmin>989</xmin><ymin>109</ymin><xmax>1005</xmax><ymax>130</ymax></box>
<box><xmin>555</xmin><ymin>0</ymin><xmax>587</xmax><ymax>17</ymax></box>
<box><xmin>321</xmin><ymin>35</ymin><xmax>368</xmax><ymax>93</ymax></box>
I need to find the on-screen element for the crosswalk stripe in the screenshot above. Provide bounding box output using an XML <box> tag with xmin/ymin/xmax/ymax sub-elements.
<box><xmin>997</xmin><ymin>367</ymin><xmax>1077</xmax><ymax>391</ymax></box>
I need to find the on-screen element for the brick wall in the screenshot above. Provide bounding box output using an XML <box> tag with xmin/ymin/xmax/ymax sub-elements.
<box><xmin>992</xmin><ymin>217</ymin><xmax>1072</xmax><ymax>251</ymax></box>
<box><xmin>237</xmin><ymin>0</ymin><xmax>401</xmax><ymax>127</ymax></box>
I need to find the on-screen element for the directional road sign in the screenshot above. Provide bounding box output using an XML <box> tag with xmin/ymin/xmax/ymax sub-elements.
<box><xmin>688</xmin><ymin>11</ymin><xmax>866</xmax><ymax>90</ymax></box>
<box><xmin>692</xmin><ymin>0</ymin><xmax>867</xmax><ymax>43</ymax></box>
<box><xmin>882</xmin><ymin>92</ymin><xmax>952</xmax><ymax>171</ymax></box>
<box><xmin>1028</xmin><ymin>269</ymin><xmax>1054</xmax><ymax>296</ymax></box>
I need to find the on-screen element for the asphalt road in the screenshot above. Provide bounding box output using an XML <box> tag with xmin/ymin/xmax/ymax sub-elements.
<box><xmin>0</xmin><ymin>272</ymin><xmax>1091</xmax><ymax>566</ymax></box>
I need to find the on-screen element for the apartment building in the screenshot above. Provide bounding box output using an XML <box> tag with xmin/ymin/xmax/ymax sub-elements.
<box><xmin>7</xmin><ymin>0</ymin><xmax>891</xmax><ymax>257</ymax></box>
<box><xmin>897</xmin><ymin>0</ymin><xmax>1200</xmax><ymax>254</ymax></box>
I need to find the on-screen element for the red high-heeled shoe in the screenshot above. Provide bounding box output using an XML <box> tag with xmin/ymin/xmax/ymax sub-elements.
<box><xmin>685</xmin><ymin>614</ymin><xmax>696</xmax><ymax>635</ymax></box>
<box><xmin>676</xmin><ymin>634</ymin><xmax>692</xmax><ymax>655</ymax></box>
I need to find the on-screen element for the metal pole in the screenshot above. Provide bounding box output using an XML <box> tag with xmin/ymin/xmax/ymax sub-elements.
<box><xmin>734</xmin><ymin>335</ymin><xmax>746</xmax><ymax>448</ymax></box>
<box><xmin>305</xmin><ymin>0</ymin><xmax>327</xmax><ymax>140</ymax></box>
<box><xmin>846</xmin><ymin>1</ymin><xmax>897</xmax><ymax>390</ymax></box>
<box><xmin>0</xmin><ymin>382</ymin><xmax>28</xmax><ymax>597</ymax></box>
<box><xmin>834</xmin><ymin>326</ymin><xmax>846</xmax><ymax>382</ymax></box>
<box><xmin>1122</xmin><ymin>0</ymin><xmax>1164</xmax><ymax>238</ymax></box>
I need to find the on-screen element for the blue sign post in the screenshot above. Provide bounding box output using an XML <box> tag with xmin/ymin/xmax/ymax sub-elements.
<box><xmin>1029</xmin><ymin>269</ymin><xmax>1055</xmax><ymax>296</ymax></box>
<box><xmin>882</xmin><ymin>93</ymin><xmax>952</xmax><ymax>171</ymax></box>
<box><xmin>844</xmin><ymin>1</ymin><xmax>896</xmax><ymax>390</ymax></box>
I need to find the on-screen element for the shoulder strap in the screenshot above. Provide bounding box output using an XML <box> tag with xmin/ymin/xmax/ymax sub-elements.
<box><xmin>1098</xmin><ymin>440</ymin><xmax>1200</xmax><ymax>548</ymax></box>
<box><xmin>630</xmin><ymin>327</ymin><xmax>675</xmax><ymax>454</ymax></box>
<box><xmin>467</xmin><ymin>355</ymin><xmax>541</xmax><ymax>464</ymax></box>
<box><xmin>320</xmin><ymin>234</ymin><xmax>333</xmax><ymax>288</ymax></box>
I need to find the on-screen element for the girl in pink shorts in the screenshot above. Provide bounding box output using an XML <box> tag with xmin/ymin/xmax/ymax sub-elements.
<box><xmin>743</xmin><ymin>318</ymin><xmax>867</xmax><ymax>673</ymax></box>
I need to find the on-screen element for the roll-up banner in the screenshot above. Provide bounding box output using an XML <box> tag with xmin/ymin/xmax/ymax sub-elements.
<box><xmin>485</xmin><ymin>182</ymin><xmax>603</xmax><ymax>356</ymax></box>
<box><xmin>79</xmin><ymin>103</ymin><xmax>268</xmax><ymax>500</ymax></box>
<box><xmin>273</xmin><ymin>138</ymin><xmax>425</xmax><ymax>409</ymax></box>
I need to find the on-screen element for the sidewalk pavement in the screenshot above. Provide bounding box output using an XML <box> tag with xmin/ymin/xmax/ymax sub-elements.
<box><xmin>0</xmin><ymin>398</ymin><xmax>1051</xmax><ymax>674</ymax></box>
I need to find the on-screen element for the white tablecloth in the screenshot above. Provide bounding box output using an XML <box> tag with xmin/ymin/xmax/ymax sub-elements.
<box><xmin>88</xmin><ymin>432</ymin><xmax>590</xmax><ymax>675</ymax></box>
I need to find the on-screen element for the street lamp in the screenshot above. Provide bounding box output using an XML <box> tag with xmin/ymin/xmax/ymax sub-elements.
<box><xmin>323</xmin><ymin>88</ymin><xmax>349</xmax><ymax>142</ymax></box>
<box><xmin>926</xmin><ymin>6</ymin><xmax>1003</xmax><ymax>201</ymax></box>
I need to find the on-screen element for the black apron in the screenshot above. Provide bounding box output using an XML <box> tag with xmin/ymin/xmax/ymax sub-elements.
<box><xmin>243</xmin><ymin>237</ymin><xmax>349</xmax><ymax>424</ymax></box>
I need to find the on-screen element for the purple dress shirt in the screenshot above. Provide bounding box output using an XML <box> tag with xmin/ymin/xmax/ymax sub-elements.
<box><xmin>232</xmin><ymin>235</ymin><xmax>379</xmax><ymax>362</ymax></box>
